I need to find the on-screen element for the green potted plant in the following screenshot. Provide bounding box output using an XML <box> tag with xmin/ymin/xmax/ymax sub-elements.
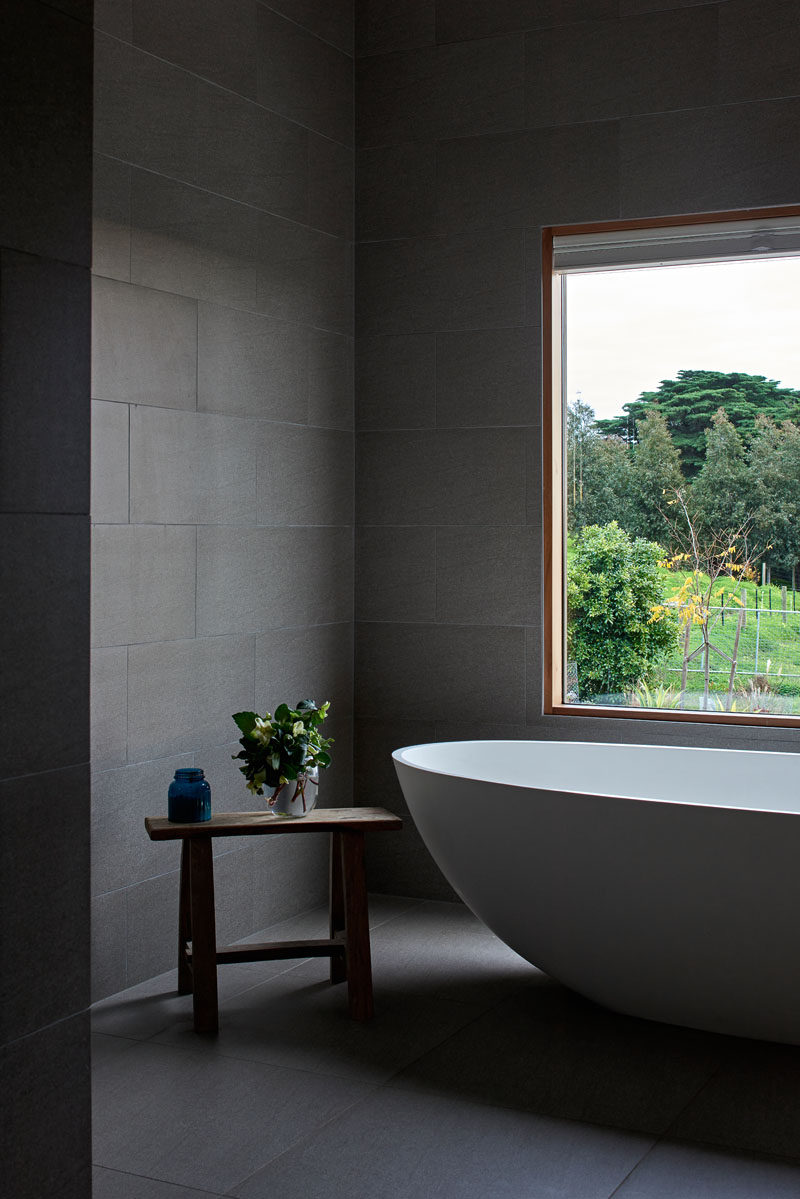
<box><xmin>232</xmin><ymin>699</ymin><xmax>333</xmax><ymax>816</ymax></box>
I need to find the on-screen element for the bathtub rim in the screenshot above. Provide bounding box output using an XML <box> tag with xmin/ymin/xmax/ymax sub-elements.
<box><xmin>392</xmin><ymin>738</ymin><xmax>800</xmax><ymax>817</ymax></box>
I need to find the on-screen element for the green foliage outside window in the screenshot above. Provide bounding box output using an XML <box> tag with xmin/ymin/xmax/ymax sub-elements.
<box><xmin>594</xmin><ymin>369</ymin><xmax>800</xmax><ymax>478</ymax></box>
<box><xmin>567</xmin><ymin>522</ymin><xmax>679</xmax><ymax>701</ymax></box>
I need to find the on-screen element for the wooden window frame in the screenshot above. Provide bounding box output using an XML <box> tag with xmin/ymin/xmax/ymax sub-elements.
<box><xmin>542</xmin><ymin>206</ymin><xmax>800</xmax><ymax>729</ymax></box>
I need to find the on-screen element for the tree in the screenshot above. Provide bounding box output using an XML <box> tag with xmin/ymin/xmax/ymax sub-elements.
<box><xmin>690</xmin><ymin>408</ymin><xmax>751</xmax><ymax>542</ymax></box>
<box><xmin>578</xmin><ymin>435</ymin><xmax>635</xmax><ymax>532</ymax></box>
<box><xmin>565</xmin><ymin>396</ymin><xmax>596</xmax><ymax>529</ymax></box>
<box><xmin>657</xmin><ymin>488</ymin><xmax>755</xmax><ymax>711</ymax></box>
<box><xmin>627</xmin><ymin>408</ymin><xmax>684</xmax><ymax>545</ymax></box>
<box><xmin>749</xmin><ymin>415</ymin><xmax>800</xmax><ymax>582</ymax></box>
<box><xmin>567</xmin><ymin>522</ymin><xmax>679</xmax><ymax>701</ymax></box>
<box><xmin>596</xmin><ymin>370</ymin><xmax>800</xmax><ymax>477</ymax></box>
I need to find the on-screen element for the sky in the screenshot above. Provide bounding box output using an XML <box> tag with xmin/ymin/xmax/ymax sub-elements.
<box><xmin>564</xmin><ymin>256</ymin><xmax>800</xmax><ymax>422</ymax></box>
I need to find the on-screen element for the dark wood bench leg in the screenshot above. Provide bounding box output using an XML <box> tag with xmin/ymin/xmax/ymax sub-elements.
<box><xmin>189</xmin><ymin>837</ymin><xmax>219</xmax><ymax>1034</ymax></box>
<box><xmin>340</xmin><ymin>830</ymin><xmax>373</xmax><ymax>1021</ymax></box>
<box><xmin>329</xmin><ymin>831</ymin><xmax>347</xmax><ymax>985</ymax></box>
<box><xmin>177</xmin><ymin>840</ymin><xmax>192</xmax><ymax>995</ymax></box>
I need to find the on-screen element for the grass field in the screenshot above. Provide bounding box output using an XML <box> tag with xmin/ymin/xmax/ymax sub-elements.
<box><xmin>566</xmin><ymin>538</ymin><xmax>800</xmax><ymax>711</ymax></box>
<box><xmin>653</xmin><ymin>568</ymin><xmax>800</xmax><ymax>711</ymax></box>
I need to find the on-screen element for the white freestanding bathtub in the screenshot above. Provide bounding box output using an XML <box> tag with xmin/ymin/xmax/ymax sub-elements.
<box><xmin>393</xmin><ymin>739</ymin><xmax>800</xmax><ymax>1044</ymax></box>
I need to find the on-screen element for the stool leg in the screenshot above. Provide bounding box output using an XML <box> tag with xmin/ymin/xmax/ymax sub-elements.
<box><xmin>189</xmin><ymin>837</ymin><xmax>218</xmax><ymax>1034</ymax></box>
<box><xmin>329</xmin><ymin>831</ymin><xmax>347</xmax><ymax>985</ymax></box>
<box><xmin>341</xmin><ymin>831</ymin><xmax>373</xmax><ymax>1021</ymax></box>
<box><xmin>177</xmin><ymin>840</ymin><xmax>192</xmax><ymax>995</ymax></box>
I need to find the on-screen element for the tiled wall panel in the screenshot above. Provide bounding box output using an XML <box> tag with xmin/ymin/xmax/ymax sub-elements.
<box><xmin>0</xmin><ymin>3</ymin><xmax>92</xmax><ymax>1194</ymax></box>
<box><xmin>91</xmin><ymin>0</ymin><xmax>354</xmax><ymax>998</ymax></box>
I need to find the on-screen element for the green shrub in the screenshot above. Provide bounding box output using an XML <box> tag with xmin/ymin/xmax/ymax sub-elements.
<box><xmin>567</xmin><ymin>522</ymin><xmax>679</xmax><ymax>701</ymax></box>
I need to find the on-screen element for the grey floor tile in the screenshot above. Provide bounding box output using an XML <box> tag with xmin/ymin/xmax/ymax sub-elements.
<box><xmin>151</xmin><ymin>960</ymin><xmax>487</xmax><ymax>1084</ymax></box>
<box><xmin>91</xmin><ymin>898</ymin><xmax>425</xmax><ymax>1041</ymax></box>
<box><xmin>93</xmin><ymin>1165</ymin><xmax>225</xmax><ymax>1198</ymax></box>
<box><xmin>230</xmin><ymin>1087</ymin><xmax>654</xmax><ymax>1199</ymax></box>
<box><xmin>387</xmin><ymin>979</ymin><xmax>725</xmax><ymax>1135</ymax></box>
<box><xmin>92</xmin><ymin>1031</ymin><xmax>142</xmax><ymax>1066</ymax></box>
<box><xmin>91</xmin><ymin>959</ymin><xmax>307</xmax><ymax>1042</ymax></box>
<box><xmin>366</xmin><ymin>899</ymin><xmax>537</xmax><ymax>1008</ymax></box>
<box><xmin>243</xmin><ymin>894</ymin><xmax>425</xmax><ymax>941</ymax></box>
<box><xmin>614</xmin><ymin>1139</ymin><xmax>800</xmax><ymax>1197</ymax></box>
<box><xmin>92</xmin><ymin>1039</ymin><xmax>371</xmax><ymax>1193</ymax></box>
<box><xmin>669</xmin><ymin>1038</ymin><xmax>800</xmax><ymax>1161</ymax></box>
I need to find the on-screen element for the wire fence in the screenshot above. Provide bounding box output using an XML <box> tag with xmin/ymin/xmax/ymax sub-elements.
<box><xmin>566</xmin><ymin>592</ymin><xmax>800</xmax><ymax>712</ymax></box>
<box><xmin>667</xmin><ymin>604</ymin><xmax>800</xmax><ymax>684</ymax></box>
<box><xmin>654</xmin><ymin>602</ymin><xmax>800</xmax><ymax>713</ymax></box>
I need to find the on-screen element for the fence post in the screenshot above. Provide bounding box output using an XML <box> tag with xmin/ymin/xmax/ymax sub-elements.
<box><xmin>782</xmin><ymin>586</ymin><xmax>788</xmax><ymax>625</ymax></box>
<box><xmin>680</xmin><ymin>618</ymin><xmax>691</xmax><ymax>703</ymax></box>
<box><xmin>755</xmin><ymin>605</ymin><xmax>761</xmax><ymax>676</ymax></box>
<box><xmin>726</xmin><ymin>608</ymin><xmax>745</xmax><ymax>711</ymax></box>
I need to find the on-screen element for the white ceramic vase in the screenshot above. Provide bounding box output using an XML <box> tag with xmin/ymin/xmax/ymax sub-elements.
<box><xmin>268</xmin><ymin>767</ymin><xmax>319</xmax><ymax>817</ymax></box>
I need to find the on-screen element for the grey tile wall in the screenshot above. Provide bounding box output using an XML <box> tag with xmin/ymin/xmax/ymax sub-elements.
<box><xmin>0</xmin><ymin>3</ymin><xmax>92</xmax><ymax>263</ymax></box>
<box><xmin>356</xmin><ymin>0</ymin><xmax>435</xmax><ymax>56</ymax></box>
<box><xmin>620</xmin><ymin>97</ymin><xmax>800</xmax><ymax>217</ymax></box>
<box><xmin>356</xmin><ymin>230</ymin><xmax>526</xmax><ymax>334</ymax></box>
<box><xmin>195</xmin><ymin>525</ymin><xmax>353</xmax><ymax>635</ymax></box>
<box><xmin>525</xmin><ymin>7</ymin><xmax>718</xmax><ymax>128</ymax></box>
<box><xmin>0</xmin><ymin>767</ymin><xmax>90</xmax><ymax>1044</ymax></box>
<box><xmin>1</xmin><ymin>515</ymin><xmax>90</xmax><ymax>780</ymax></box>
<box><xmin>356</xmin><ymin>429</ymin><xmax>526</xmax><ymax>524</ymax></box>
<box><xmin>256</xmin><ymin>6</ymin><xmax>353</xmax><ymax>144</ymax></box>
<box><xmin>91</xmin><ymin>400</ymin><xmax>129</xmax><ymax>523</ymax></box>
<box><xmin>355</xmin><ymin>333</ymin><xmax>435</xmax><ymax>429</ymax></box>
<box><xmin>131</xmin><ymin>0</ymin><xmax>258</xmax><ymax>97</ymax></box>
<box><xmin>91</xmin><ymin>0</ymin><xmax>355</xmax><ymax>998</ymax></box>
<box><xmin>435</xmin><ymin>0</ymin><xmax>617</xmax><ymax>43</ymax></box>
<box><xmin>0</xmin><ymin>251</ymin><xmax>90</xmax><ymax>515</ymax></box>
<box><xmin>1</xmin><ymin>2</ymin><xmax>92</xmax><ymax>1193</ymax></box>
<box><xmin>91</xmin><ymin>524</ymin><xmax>197</xmax><ymax>647</ymax></box>
<box><xmin>266</xmin><ymin>0</ymin><xmax>355</xmax><ymax>56</ymax></box>
<box><xmin>353</xmin><ymin>0</ymin><xmax>800</xmax><ymax>899</ymax></box>
<box><xmin>91</xmin><ymin>647</ymin><xmax>129</xmax><ymax>769</ymax></box>
<box><xmin>356</xmin><ymin>36</ymin><xmax>525</xmax><ymax>147</ymax></box>
<box><xmin>129</xmin><ymin>408</ymin><xmax>258</xmax><ymax>525</ymax></box>
<box><xmin>92</xmin><ymin>154</ymin><xmax>131</xmax><ymax>281</ymax></box>
<box><xmin>92</xmin><ymin>277</ymin><xmax>197</xmax><ymax>409</ymax></box>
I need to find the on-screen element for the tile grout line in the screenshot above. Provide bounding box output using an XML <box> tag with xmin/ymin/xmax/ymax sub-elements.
<box><xmin>97</xmin><ymin>148</ymin><xmax>351</xmax><ymax>243</ymax></box>
<box><xmin>604</xmin><ymin>1138</ymin><xmax>662</xmax><ymax>1199</ymax></box>
<box><xmin>92</xmin><ymin>1164</ymin><xmax>227</xmax><ymax>1197</ymax></box>
<box><xmin>224</xmin><ymin>1085</ymin><xmax>383</xmax><ymax>1197</ymax></box>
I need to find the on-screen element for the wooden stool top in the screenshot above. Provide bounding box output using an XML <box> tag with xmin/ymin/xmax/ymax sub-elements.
<box><xmin>146</xmin><ymin>806</ymin><xmax>402</xmax><ymax>840</ymax></box>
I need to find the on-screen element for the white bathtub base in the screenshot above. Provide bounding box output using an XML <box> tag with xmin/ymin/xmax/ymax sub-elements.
<box><xmin>393</xmin><ymin>740</ymin><xmax>800</xmax><ymax>1045</ymax></box>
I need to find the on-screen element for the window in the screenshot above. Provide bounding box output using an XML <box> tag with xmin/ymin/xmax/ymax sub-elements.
<box><xmin>543</xmin><ymin>208</ymin><xmax>800</xmax><ymax>726</ymax></box>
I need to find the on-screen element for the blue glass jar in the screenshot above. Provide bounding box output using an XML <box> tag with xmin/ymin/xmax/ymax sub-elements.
<box><xmin>168</xmin><ymin>768</ymin><xmax>211</xmax><ymax>823</ymax></box>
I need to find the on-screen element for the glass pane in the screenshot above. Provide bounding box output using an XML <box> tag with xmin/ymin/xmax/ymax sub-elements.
<box><xmin>563</xmin><ymin>255</ymin><xmax>800</xmax><ymax>715</ymax></box>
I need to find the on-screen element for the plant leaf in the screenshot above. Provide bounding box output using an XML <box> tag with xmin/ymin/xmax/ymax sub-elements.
<box><xmin>232</xmin><ymin>711</ymin><xmax>257</xmax><ymax>736</ymax></box>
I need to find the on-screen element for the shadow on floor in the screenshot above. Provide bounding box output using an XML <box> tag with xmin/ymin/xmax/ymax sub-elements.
<box><xmin>91</xmin><ymin>897</ymin><xmax>800</xmax><ymax>1199</ymax></box>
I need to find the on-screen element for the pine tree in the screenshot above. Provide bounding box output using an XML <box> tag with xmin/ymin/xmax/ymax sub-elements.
<box><xmin>627</xmin><ymin>408</ymin><xmax>684</xmax><ymax>547</ymax></box>
<box><xmin>595</xmin><ymin>370</ymin><xmax>800</xmax><ymax>477</ymax></box>
<box><xmin>749</xmin><ymin>415</ymin><xmax>800</xmax><ymax>580</ymax></box>
<box><xmin>691</xmin><ymin>408</ymin><xmax>751</xmax><ymax>541</ymax></box>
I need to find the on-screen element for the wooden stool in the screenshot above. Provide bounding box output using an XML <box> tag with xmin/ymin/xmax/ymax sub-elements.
<box><xmin>145</xmin><ymin>807</ymin><xmax>402</xmax><ymax>1034</ymax></box>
